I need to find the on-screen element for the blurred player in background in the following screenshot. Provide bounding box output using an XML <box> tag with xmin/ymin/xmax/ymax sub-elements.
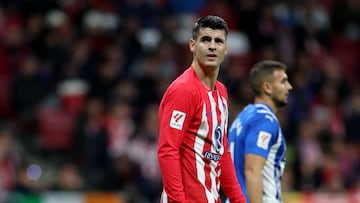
<box><xmin>157</xmin><ymin>15</ymin><xmax>246</xmax><ymax>203</ymax></box>
<box><xmin>228</xmin><ymin>60</ymin><xmax>292</xmax><ymax>203</ymax></box>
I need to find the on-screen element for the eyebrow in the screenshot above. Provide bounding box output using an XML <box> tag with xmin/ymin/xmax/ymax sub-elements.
<box><xmin>199</xmin><ymin>35</ymin><xmax>225</xmax><ymax>42</ymax></box>
<box><xmin>281</xmin><ymin>75</ymin><xmax>289</xmax><ymax>82</ymax></box>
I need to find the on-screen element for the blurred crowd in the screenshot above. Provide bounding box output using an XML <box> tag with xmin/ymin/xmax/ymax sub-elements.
<box><xmin>0</xmin><ymin>0</ymin><xmax>359</xmax><ymax>202</ymax></box>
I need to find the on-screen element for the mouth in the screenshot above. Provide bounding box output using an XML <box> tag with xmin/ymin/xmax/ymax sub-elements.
<box><xmin>285</xmin><ymin>94</ymin><xmax>290</xmax><ymax>101</ymax></box>
<box><xmin>206</xmin><ymin>54</ymin><xmax>218</xmax><ymax>60</ymax></box>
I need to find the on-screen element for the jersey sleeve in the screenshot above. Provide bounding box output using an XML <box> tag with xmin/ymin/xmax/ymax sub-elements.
<box><xmin>157</xmin><ymin>84</ymin><xmax>194</xmax><ymax>202</ymax></box>
<box><xmin>245</xmin><ymin>116</ymin><xmax>278</xmax><ymax>158</ymax></box>
<box><xmin>220</xmin><ymin>137</ymin><xmax>246</xmax><ymax>203</ymax></box>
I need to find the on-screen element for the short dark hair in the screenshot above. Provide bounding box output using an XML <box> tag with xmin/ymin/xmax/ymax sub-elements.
<box><xmin>249</xmin><ymin>60</ymin><xmax>287</xmax><ymax>96</ymax></box>
<box><xmin>192</xmin><ymin>15</ymin><xmax>229</xmax><ymax>40</ymax></box>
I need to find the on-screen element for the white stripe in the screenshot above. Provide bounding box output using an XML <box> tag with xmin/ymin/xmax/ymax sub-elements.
<box><xmin>208</xmin><ymin>91</ymin><xmax>223</xmax><ymax>202</ymax></box>
<box><xmin>219</xmin><ymin>94</ymin><xmax>228</xmax><ymax>199</ymax></box>
<box><xmin>161</xmin><ymin>189</ymin><xmax>168</xmax><ymax>203</ymax></box>
<box><xmin>262</xmin><ymin>127</ymin><xmax>283</xmax><ymax>202</ymax></box>
<box><xmin>195</xmin><ymin>103</ymin><xmax>211</xmax><ymax>201</ymax></box>
<box><xmin>220</xmin><ymin>95</ymin><xmax>228</xmax><ymax>144</ymax></box>
<box><xmin>255</xmin><ymin>103</ymin><xmax>278</xmax><ymax>122</ymax></box>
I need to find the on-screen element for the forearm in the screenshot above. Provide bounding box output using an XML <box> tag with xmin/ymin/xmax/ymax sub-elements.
<box><xmin>220</xmin><ymin>152</ymin><xmax>246</xmax><ymax>203</ymax></box>
<box><xmin>158</xmin><ymin>147</ymin><xmax>187</xmax><ymax>202</ymax></box>
<box><xmin>245</xmin><ymin>170</ymin><xmax>263</xmax><ymax>203</ymax></box>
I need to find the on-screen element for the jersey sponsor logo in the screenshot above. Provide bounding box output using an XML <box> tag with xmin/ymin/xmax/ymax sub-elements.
<box><xmin>204</xmin><ymin>151</ymin><xmax>222</xmax><ymax>162</ymax></box>
<box><xmin>170</xmin><ymin>110</ymin><xmax>186</xmax><ymax>130</ymax></box>
<box><xmin>257</xmin><ymin>131</ymin><xmax>271</xmax><ymax>150</ymax></box>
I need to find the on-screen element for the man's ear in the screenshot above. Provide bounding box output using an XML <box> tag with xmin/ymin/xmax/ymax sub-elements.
<box><xmin>189</xmin><ymin>39</ymin><xmax>195</xmax><ymax>52</ymax></box>
<box><xmin>263</xmin><ymin>82</ymin><xmax>272</xmax><ymax>95</ymax></box>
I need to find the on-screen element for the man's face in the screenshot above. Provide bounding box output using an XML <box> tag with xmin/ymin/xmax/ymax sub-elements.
<box><xmin>270</xmin><ymin>69</ymin><xmax>293</xmax><ymax>108</ymax></box>
<box><xmin>189</xmin><ymin>28</ymin><xmax>228</xmax><ymax>69</ymax></box>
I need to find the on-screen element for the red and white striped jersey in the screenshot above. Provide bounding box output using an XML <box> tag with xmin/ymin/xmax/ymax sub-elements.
<box><xmin>158</xmin><ymin>67</ymin><xmax>245</xmax><ymax>203</ymax></box>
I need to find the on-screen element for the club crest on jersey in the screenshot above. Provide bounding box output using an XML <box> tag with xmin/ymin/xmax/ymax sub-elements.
<box><xmin>170</xmin><ymin>110</ymin><xmax>186</xmax><ymax>130</ymax></box>
<box><xmin>214</xmin><ymin>125</ymin><xmax>222</xmax><ymax>152</ymax></box>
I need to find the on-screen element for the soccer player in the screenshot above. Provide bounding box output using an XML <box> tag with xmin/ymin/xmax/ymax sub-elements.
<box><xmin>157</xmin><ymin>15</ymin><xmax>246</xmax><ymax>203</ymax></box>
<box><xmin>228</xmin><ymin>60</ymin><xmax>293</xmax><ymax>203</ymax></box>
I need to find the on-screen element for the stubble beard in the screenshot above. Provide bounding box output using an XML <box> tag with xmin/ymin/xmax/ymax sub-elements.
<box><xmin>273</xmin><ymin>96</ymin><xmax>288</xmax><ymax>109</ymax></box>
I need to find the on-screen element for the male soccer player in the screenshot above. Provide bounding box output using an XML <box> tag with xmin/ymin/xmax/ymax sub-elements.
<box><xmin>228</xmin><ymin>60</ymin><xmax>293</xmax><ymax>203</ymax></box>
<box><xmin>157</xmin><ymin>15</ymin><xmax>246</xmax><ymax>203</ymax></box>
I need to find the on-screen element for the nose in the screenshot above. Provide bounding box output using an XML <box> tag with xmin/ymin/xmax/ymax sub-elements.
<box><xmin>209</xmin><ymin>40</ymin><xmax>216</xmax><ymax>51</ymax></box>
<box><xmin>288</xmin><ymin>82</ymin><xmax>293</xmax><ymax>90</ymax></box>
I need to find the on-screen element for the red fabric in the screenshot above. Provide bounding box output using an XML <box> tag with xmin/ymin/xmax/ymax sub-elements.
<box><xmin>61</xmin><ymin>94</ymin><xmax>87</xmax><ymax>115</ymax></box>
<box><xmin>38</xmin><ymin>108</ymin><xmax>75</xmax><ymax>151</ymax></box>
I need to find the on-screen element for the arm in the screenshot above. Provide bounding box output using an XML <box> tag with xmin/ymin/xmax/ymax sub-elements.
<box><xmin>245</xmin><ymin>153</ymin><xmax>266</xmax><ymax>203</ymax></box>
<box><xmin>220</xmin><ymin>134</ymin><xmax>246</xmax><ymax>203</ymax></box>
<box><xmin>243</xmin><ymin>111</ymin><xmax>278</xmax><ymax>203</ymax></box>
<box><xmin>220</xmin><ymin>150</ymin><xmax>247</xmax><ymax>203</ymax></box>
<box><xmin>158</xmin><ymin>134</ymin><xmax>187</xmax><ymax>202</ymax></box>
<box><xmin>157</xmin><ymin>87</ymin><xmax>191</xmax><ymax>202</ymax></box>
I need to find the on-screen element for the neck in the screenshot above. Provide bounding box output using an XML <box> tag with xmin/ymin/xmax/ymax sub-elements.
<box><xmin>254</xmin><ymin>97</ymin><xmax>278</xmax><ymax>113</ymax></box>
<box><xmin>192</xmin><ymin>62</ymin><xmax>219</xmax><ymax>90</ymax></box>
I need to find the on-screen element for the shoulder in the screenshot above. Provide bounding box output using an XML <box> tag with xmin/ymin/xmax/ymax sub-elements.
<box><xmin>238</xmin><ymin>104</ymin><xmax>279</xmax><ymax>131</ymax></box>
<box><xmin>162</xmin><ymin>68</ymin><xmax>199</xmax><ymax>100</ymax></box>
<box><xmin>248</xmin><ymin>104</ymin><xmax>279</xmax><ymax>133</ymax></box>
<box><xmin>254</xmin><ymin>104</ymin><xmax>278</xmax><ymax>123</ymax></box>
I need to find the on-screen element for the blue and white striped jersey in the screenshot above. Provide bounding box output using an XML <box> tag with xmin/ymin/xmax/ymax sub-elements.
<box><xmin>228</xmin><ymin>103</ymin><xmax>286</xmax><ymax>203</ymax></box>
